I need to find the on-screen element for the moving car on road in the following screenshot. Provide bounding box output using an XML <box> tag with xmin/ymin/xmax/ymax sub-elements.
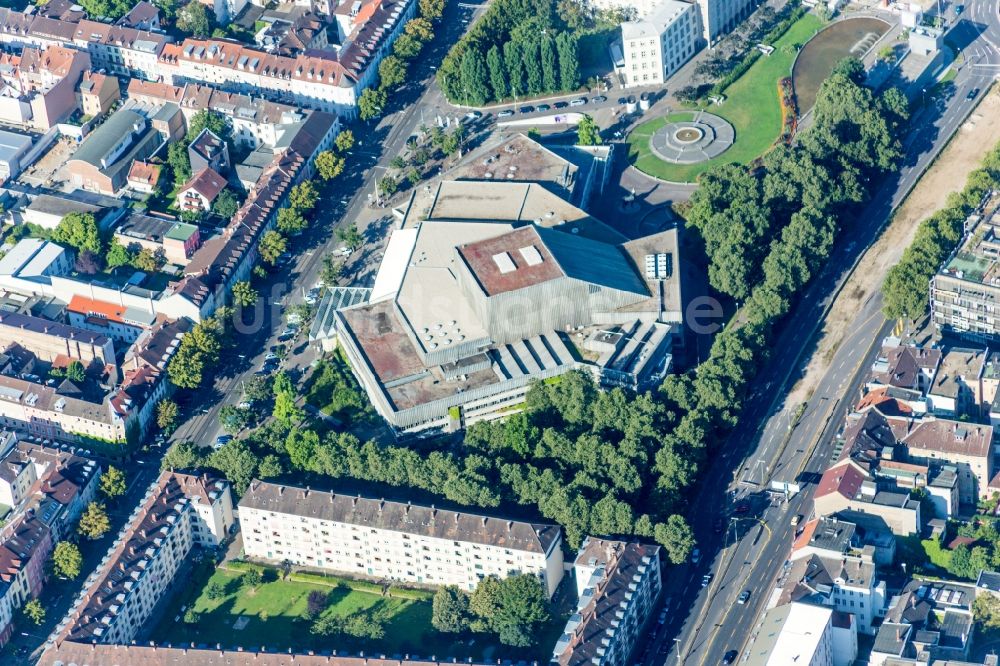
<box><xmin>738</xmin><ymin>590</ymin><xmax>751</xmax><ymax>604</ymax></box>
<box><xmin>968</xmin><ymin>87</ymin><xmax>980</xmax><ymax>100</ymax></box>
<box><xmin>722</xmin><ymin>650</ymin><xmax>738</xmax><ymax>664</ymax></box>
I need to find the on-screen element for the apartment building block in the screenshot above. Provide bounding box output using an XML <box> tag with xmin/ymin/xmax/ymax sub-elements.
<box><xmin>622</xmin><ymin>0</ymin><xmax>699</xmax><ymax>88</ymax></box>
<box><xmin>39</xmin><ymin>644</ymin><xmax>497</xmax><ymax>665</ymax></box>
<box><xmin>696</xmin><ymin>0</ymin><xmax>757</xmax><ymax>45</ymax></box>
<box><xmin>239</xmin><ymin>480</ymin><xmax>565</xmax><ymax>597</ymax></box>
<box><xmin>930</xmin><ymin>205</ymin><xmax>1000</xmax><ymax>343</ymax></box>
<box><xmin>778</xmin><ymin>550</ymin><xmax>887</xmax><ymax>635</ymax></box>
<box><xmin>0</xmin><ymin>44</ymin><xmax>89</xmax><ymax>130</ymax></box>
<box><xmin>742</xmin><ymin>603</ymin><xmax>855</xmax><ymax>666</ymax></box>
<box><xmin>0</xmin><ymin>311</ymin><xmax>115</xmax><ymax>371</ymax></box>
<box><xmin>0</xmin><ymin>433</ymin><xmax>100</xmax><ymax>647</ymax></box>
<box><xmin>51</xmin><ymin>471</ymin><xmax>234</xmax><ymax>646</ymax></box>
<box><xmin>552</xmin><ymin>538</ymin><xmax>661</xmax><ymax>666</ymax></box>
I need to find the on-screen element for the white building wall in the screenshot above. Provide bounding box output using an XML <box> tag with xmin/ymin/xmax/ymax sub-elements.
<box><xmin>239</xmin><ymin>506</ymin><xmax>563</xmax><ymax>597</ymax></box>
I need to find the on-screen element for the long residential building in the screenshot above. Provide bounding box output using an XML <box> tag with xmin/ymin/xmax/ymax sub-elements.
<box><xmin>49</xmin><ymin>471</ymin><xmax>234</xmax><ymax>647</ymax></box>
<box><xmin>552</xmin><ymin>537</ymin><xmax>662</xmax><ymax>666</ymax></box>
<box><xmin>238</xmin><ymin>480</ymin><xmax>565</xmax><ymax>598</ymax></box>
<box><xmin>0</xmin><ymin>0</ymin><xmax>417</xmax><ymax>117</ymax></box>
<box><xmin>39</xmin><ymin>645</ymin><xmax>496</xmax><ymax>665</ymax></box>
<box><xmin>0</xmin><ymin>311</ymin><xmax>115</xmax><ymax>371</ymax></box>
<box><xmin>0</xmin><ymin>433</ymin><xmax>100</xmax><ymax>647</ymax></box>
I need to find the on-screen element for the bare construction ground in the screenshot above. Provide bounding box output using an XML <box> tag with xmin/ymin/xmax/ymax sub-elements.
<box><xmin>786</xmin><ymin>89</ymin><xmax>1000</xmax><ymax>404</ymax></box>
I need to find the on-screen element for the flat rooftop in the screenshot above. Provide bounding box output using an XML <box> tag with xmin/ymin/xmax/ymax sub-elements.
<box><xmin>337</xmin><ymin>299</ymin><xmax>498</xmax><ymax>411</ymax></box>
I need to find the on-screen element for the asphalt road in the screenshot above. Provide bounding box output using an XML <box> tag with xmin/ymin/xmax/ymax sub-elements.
<box><xmin>641</xmin><ymin>3</ymin><xmax>1000</xmax><ymax>665</ymax></box>
<box><xmin>169</xmin><ymin>1</ymin><xmax>485</xmax><ymax>449</ymax></box>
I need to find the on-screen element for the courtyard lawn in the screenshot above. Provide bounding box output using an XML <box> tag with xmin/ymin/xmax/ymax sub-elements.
<box><xmin>627</xmin><ymin>12</ymin><xmax>824</xmax><ymax>182</ymax></box>
<box><xmin>152</xmin><ymin>564</ymin><xmax>558</xmax><ymax>660</ymax></box>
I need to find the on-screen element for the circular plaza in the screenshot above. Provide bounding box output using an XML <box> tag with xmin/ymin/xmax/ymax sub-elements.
<box><xmin>647</xmin><ymin>112</ymin><xmax>735</xmax><ymax>165</ymax></box>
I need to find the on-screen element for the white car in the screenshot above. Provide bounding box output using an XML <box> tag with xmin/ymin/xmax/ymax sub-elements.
<box><xmin>238</xmin><ymin>401</ymin><xmax>252</xmax><ymax>409</ymax></box>
<box><xmin>335</xmin><ymin>246</ymin><xmax>352</xmax><ymax>257</ymax></box>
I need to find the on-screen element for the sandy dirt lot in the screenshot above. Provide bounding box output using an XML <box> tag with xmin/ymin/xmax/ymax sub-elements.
<box><xmin>786</xmin><ymin>88</ymin><xmax>1000</xmax><ymax>404</ymax></box>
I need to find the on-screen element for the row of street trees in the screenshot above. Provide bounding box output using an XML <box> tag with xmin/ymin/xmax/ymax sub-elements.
<box><xmin>659</xmin><ymin>59</ymin><xmax>909</xmax><ymax>523</ymax></box>
<box><xmin>359</xmin><ymin>0</ymin><xmax>446</xmax><ymax>120</ymax></box>
<box><xmin>882</xmin><ymin>143</ymin><xmax>1000</xmax><ymax>320</ymax></box>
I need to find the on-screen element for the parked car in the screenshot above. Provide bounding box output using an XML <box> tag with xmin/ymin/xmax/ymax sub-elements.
<box><xmin>592</xmin><ymin>95</ymin><xmax>607</xmax><ymax>103</ymax></box>
<box><xmin>536</xmin><ymin>104</ymin><xmax>550</xmax><ymax>112</ymax></box>
<box><xmin>554</xmin><ymin>101</ymin><xmax>568</xmax><ymax>109</ymax></box>
<box><xmin>264</xmin><ymin>352</ymin><xmax>279</xmax><ymax>361</ymax></box>
<box><xmin>955</xmin><ymin>4</ymin><xmax>964</xmax><ymax>13</ymax></box>
<box><xmin>722</xmin><ymin>650</ymin><xmax>738</xmax><ymax>665</ymax></box>
<box><xmin>214</xmin><ymin>435</ymin><xmax>232</xmax><ymax>449</ymax></box>
<box><xmin>701</xmin><ymin>573</ymin><xmax>713</xmax><ymax>588</ymax></box>
<box><xmin>658</xmin><ymin>609</ymin><xmax>667</xmax><ymax>624</ymax></box>
<box><xmin>735</xmin><ymin>502</ymin><xmax>750</xmax><ymax>514</ymax></box>
<box><xmin>569</xmin><ymin>97</ymin><xmax>587</xmax><ymax>107</ymax></box>
<box><xmin>238</xmin><ymin>401</ymin><xmax>252</xmax><ymax>409</ymax></box>
<box><xmin>617</xmin><ymin>96</ymin><xmax>627</xmax><ymax>104</ymax></box>
<box><xmin>519</xmin><ymin>105</ymin><xmax>535</xmax><ymax>114</ymax></box>
<box><xmin>497</xmin><ymin>109</ymin><xmax>515</xmax><ymax>118</ymax></box>
<box><xmin>791</xmin><ymin>514</ymin><xmax>802</xmax><ymax>526</ymax></box>
<box><xmin>334</xmin><ymin>246</ymin><xmax>351</xmax><ymax>257</ymax></box>
<box><xmin>738</xmin><ymin>590</ymin><xmax>751</xmax><ymax>604</ymax></box>
<box><xmin>464</xmin><ymin>111</ymin><xmax>482</xmax><ymax>120</ymax></box>
<box><xmin>278</xmin><ymin>329</ymin><xmax>296</xmax><ymax>341</ymax></box>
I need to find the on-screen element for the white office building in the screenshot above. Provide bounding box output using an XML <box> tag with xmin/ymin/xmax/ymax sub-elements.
<box><xmin>238</xmin><ymin>480</ymin><xmax>565</xmax><ymax>598</ymax></box>
<box><xmin>744</xmin><ymin>602</ymin><xmax>857</xmax><ymax>666</ymax></box>
<box><xmin>696</xmin><ymin>0</ymin><xmax>756</xmax><ymax>45</ymax></box>
<box><xmin>622</xmin><ymin>0</ymin><xmax>699</xmax><ymax>87</ymax></box>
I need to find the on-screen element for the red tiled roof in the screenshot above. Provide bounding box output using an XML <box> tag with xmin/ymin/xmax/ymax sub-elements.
<box><xmin>67</xmin><ymin>295</ymin><xmax>128</xmax><ymax>324</ymax></box>
<box><xmin>180</xmin><ymin>167</ymin><xmax>226</xmax><ymax>201</ymax></box>
<box><xmin>127</xmin><ymin>160</ymin><xmax>161</xmax><ymax>186</ymax></box>
<box><xmin>815</xmin><ymin>461</ymin><xmax>867</xmax><ymax>500</ymax></box>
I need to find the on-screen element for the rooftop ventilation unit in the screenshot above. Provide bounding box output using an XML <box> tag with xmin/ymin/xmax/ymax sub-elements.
<box><xmin>492</xmin><ymin>252</ymin><xmax>516</xmax><ymax>274</ymax></box>
<box><xmin>519</xmin><ymin>245</ymin><xmax>543</xmax><ymax>266</ymax></box>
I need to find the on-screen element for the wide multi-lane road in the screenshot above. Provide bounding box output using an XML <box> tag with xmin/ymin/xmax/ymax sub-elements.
<box><xmin>651</xmin><ymin>3</ymin><xmax>1000</xmax><ymax>665</ymax></box>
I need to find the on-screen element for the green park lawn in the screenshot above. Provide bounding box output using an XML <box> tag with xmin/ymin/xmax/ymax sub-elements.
<box><xmin>152</xmin><ymin>563</ymin><xmax>559</xmax><ymax>660</ymax></box>
<box><xmin>627</xmin><ymin>12</ymin><xmax>824</xmax><ymax>182</ymax></box>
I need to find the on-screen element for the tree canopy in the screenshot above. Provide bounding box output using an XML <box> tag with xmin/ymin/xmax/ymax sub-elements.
<box><xmin>54</xmin><ymin>212</ymin><xmax>102</xmax><ymax>255</ymax></box>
